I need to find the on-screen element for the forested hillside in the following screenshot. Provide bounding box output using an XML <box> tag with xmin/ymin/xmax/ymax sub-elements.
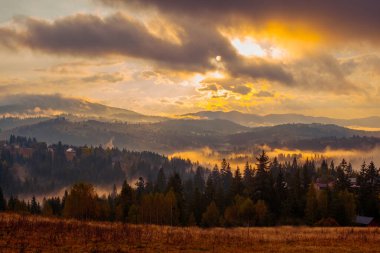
<box><xmin>2</xmin><ymin>118</ymin><xmax>380</xmax><ymax>154</ymax></box>
<box><xmin>1</xmin><ymin>136</ymin><xmax>379</xmax><ymax>227</ymax></box>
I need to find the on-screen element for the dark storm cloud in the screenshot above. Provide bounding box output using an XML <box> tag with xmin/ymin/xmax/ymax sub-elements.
<box><xmin>227</xmin><ymin>57</ymin><xmax>294</xmax><ymax>84</ymax></box>
<box><xmin>98</xmin><ymin>0</ymin><xmax>380</xmax><ymax>41</ymax></box>
<box><xmin>0</xmin><ymin>14</ymin><xmax>293</xmax><ymax>85</ymax></box>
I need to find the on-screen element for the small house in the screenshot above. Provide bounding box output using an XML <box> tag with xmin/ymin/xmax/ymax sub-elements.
<box><xmin>65</xmin><ymin>148</ymin><xmax>76</xmax><ymax>161</ymax></box>
<box><xmin>355</xmin><ymin>216</ymin><xmax>380</xmax><ymax>227</ymax></box>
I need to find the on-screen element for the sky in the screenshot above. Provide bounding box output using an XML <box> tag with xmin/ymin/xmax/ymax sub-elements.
<box><xmin>0</xmin><ymin>0</ymin><xmax>380</xmax><ymax>117</ymax></box>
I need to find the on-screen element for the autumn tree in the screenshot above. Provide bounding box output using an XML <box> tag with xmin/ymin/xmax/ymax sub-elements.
<box><xmin>305</xmin><ymin>184</ymin><xmax>318</xmax><ymax>225</ymax></box>
<box><xmin>255</xmin><ymin>200</ymin><xmax>269</xmax><ymax>226</ymax></box>
<box><xmin>239</xmin><ymin>197</ymin><xmax>255</xmax><ymax>227</ymax></box>
<box><xmin>202</xmin><ymin>201</ymin><xmax>220</xmax><ymax>227</ymax></box>
<box><xmin>63</xmin><ymin>183</ymin><xmax>97</xmax><ymax>220</ymax></box>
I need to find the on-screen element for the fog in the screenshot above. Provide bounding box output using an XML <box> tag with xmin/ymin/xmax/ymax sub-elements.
<box><xmin>169</xmin><ymin>145</ymin><xmax>380</xmax><ymax>171</ymax></box>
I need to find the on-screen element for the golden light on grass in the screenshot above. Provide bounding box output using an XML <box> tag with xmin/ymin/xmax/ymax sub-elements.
<box><xmin>1</xmin><ymin>213</ymin><xmax>379</xmax><ymax>253</ymax></box>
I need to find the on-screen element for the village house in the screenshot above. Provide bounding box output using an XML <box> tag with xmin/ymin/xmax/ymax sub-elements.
<box><xmin>355</xmin><ymin>216</ymin><xmax>380</xmax><ymax>227</ymax></box>
<box><xmin>65</xmin><ymin>148</ymin><xmax>76</xmax><ymax>161</ymax></box>
<box><xmin>314</xmin><ymin>177</ymin><xmax>335</xmax><ymax>191</ymax></box>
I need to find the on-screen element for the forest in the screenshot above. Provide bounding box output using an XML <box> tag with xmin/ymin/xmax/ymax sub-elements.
<box><xmin>0</xmin><ymin>136</ymin><xmax>379</xmax><ymax>227</ymax></box>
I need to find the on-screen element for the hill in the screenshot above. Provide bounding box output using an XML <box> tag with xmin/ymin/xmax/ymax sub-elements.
<box><xmin>228</xmin><ymin>123</ymin><xmax>380</xmax><ymax>151</ymax></box>
<box><xmin>0</xmin><ymin>118</ymin><xmax>249</xmax><ymax>152</ymax></box>
<box><xmin>1</xmin><ymin>118</ymin><xmax>380</xmax><ymax>153</ymax></box>
<box><xmin>0</xmin><ymin>94</ymin><xmax>166</xmax><ymax>123</ymax></box>
<box><xmin>184</xmin><ymin>110</ymin><xmax>380</xmax><ymax>128</ymax></box>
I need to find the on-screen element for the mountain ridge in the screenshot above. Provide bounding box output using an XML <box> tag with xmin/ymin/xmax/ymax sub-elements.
<box><xmin>182</xmin><ymin>110</ymin><xmax>380</xmax><ymax>128</ymax></box>
<box><xmin>1</xmin><ymin>117</ymin><xmax>380</xmax><ymax>154</ymax></box>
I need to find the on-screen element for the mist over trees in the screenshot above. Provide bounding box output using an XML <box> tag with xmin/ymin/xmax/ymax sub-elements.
<box><xmin>1</xmin><ymin>137</ymin><xmax>379</xmax><ymax>227</ymax></box>
<box><xmin>0</xmin><ymin>135</ymin><xmax>194</xmax><ymax>195</ymax></box>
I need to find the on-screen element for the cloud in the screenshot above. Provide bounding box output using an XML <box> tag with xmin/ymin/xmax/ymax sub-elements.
<box><xmin>255</xmin><ymin>91</ymin><xmax>274</xmax><ymax>97</ymax></box>
<box><xmin>227</xmin><ymin>57</ymin><xmax>294</xmax><ymax>84</ymax></box>
<box><xmin>198</xmin><ymin>84</ymin><xmax>218</xmax><ymax>92</ymax></box>
<box><xmin>289</xmin><ymin>53</ymin><xmax>361</xmax><ymax>94</ymax></box>
<box><xmin>341</xmin><ymin>54</ymin><xmax>380</xmax><ymax>76</ymax></box>
<box><xmin>0</xmin><ymin>28</ymin><xmax>20</xmax><ymax>49</ymax></box>
<box><xmin>0</xmin><ymin>13</ymin><xmax>293</xmax><ymax>86</ymax></box>
<box><xmin>200</xmin><ymin>77</ymin><xmax>253</xmax><ymax>95</ymax></box>
<box><xmin>98</xmin><ymin>0</ymin><xmax>380</xmax><ymax>42</ymax></box>
<box><xmin>82</xmin><ymin>72</ymin><xmax>124</xmax><ymax>83</ymax></box>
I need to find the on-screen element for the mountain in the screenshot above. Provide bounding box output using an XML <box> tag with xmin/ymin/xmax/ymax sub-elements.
<box><xmin>0</xmin><ymin>94</ymin><xmax>166</xmax><ymax>123</ymax></box>
<box><xmin>0</xmin><ymin>117</ymin><xmax>50</xmax><ymax>131</ymax></box>
<box><xmin>228</xmin><ymin>123</ymin><xmax>380</xmax><ymax>151</ymax></box>
<box><xmin>183</xmin><ymin>111</ymin><xmax>380</xmax><ymax>128</ymax></box>
<box><xmin>1</xmin><ymin>117</ymin><xmax>379</xmax><ymax>153</ymax></box>
<box><xmin>0</xmin><ymin>118</ymin><xmax>249</xmax><ymax>153</ymax></box>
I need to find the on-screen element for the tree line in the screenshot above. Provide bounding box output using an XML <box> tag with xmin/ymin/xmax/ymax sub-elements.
<box><xmin>0</xmin><ymin>136</ymin><xmax>194</xmax><ymax>195</ymax></box>
<box><xmin>1</xmin><ymin>150</ymin><xmax>379</xmax><ymax>227</ymax></box>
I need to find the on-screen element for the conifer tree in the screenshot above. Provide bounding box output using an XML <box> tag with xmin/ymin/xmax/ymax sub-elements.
<box><xmin>0</xmin><ymin>187</ymin><xmax>6</xmax><ymax>211</ymax></box>
<box><xmin>155</xmin><ymin>167</ymin><xmax>166</xmax><ymax>193</ymax></box>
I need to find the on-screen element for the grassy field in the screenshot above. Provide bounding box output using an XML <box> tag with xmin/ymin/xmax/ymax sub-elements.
<box><xmin>0</xmin><ymin>213</ymin><xmax>379</xmax><ymax>253</ymax></box>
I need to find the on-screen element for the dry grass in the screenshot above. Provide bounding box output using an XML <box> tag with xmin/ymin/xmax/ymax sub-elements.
<box><xmin>0</xmin><ymin>213</ymin><xmax>379</xmax><ymax>253</ymax></box>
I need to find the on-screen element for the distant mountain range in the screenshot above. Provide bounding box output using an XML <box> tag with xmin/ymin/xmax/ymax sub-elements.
<box><xmin>1</xmin><ymin>117</ymin><xmax>379</xmax><ymax>154</ymax></box>
<box><xmin>1</xmin><ymin>94</ymin><xmax>380</xmax><ymax>129</ymax></box>
<box><xmin>1</xmin><ymin>94</ymin><xmax>380</xmax><ymax>153</ymax></box>
<box><xmin>0</xmin><ymin>94</ymin><xmax>165</xmax><ymax>123</ymax></box>
<box><xmin>183</xmin><ymin>111</ymin><xmax>380</xmax><ymax>129</ymax></box>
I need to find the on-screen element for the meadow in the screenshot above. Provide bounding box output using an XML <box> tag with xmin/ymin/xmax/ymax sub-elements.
<box><xmin>0</xmin><ymin>213</ymin><xmax>379</xmax><ymax>253</ymax></box>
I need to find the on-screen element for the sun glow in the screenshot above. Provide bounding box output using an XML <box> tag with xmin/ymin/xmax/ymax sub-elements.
<box><xmin>209</xmin><ymin>71</ymin><xmax>224</xmax><ymax>79</ymax></box>
<box><xmin>231</xmin><ymin>38</ymin><xmax>267</xmax><ymax>57</ymax></box>
<box><xmin>231</xmin><ymin>37</ymin><xmax>286</xmax><ymax>59</ymax></box>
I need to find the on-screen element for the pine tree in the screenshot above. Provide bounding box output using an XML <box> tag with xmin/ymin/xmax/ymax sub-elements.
<box><xmin>220</xmin><ymin>160</ymin><xmax>233</xmax><ymax>193</ymax></box>
<box><xmin>243</xmin><ymin>161</ymin><xmax>254</xmax><ymax>198</ymax></box>
<box><xmin>357</xmin><ymin>161</ymin><xmax>379</xmax><ymax>216</ymax></box>
<box><xmin>329</xmin><ymin>160</ymin><xmax>336</xmax><ymax>176</ymax></box>
<box><xmin>189</xmin><ymin>187</ymin><xmax>204</xmax><ymax>225</ymax></box>
<box><xmin>231</xmin><ymin>168</ymin><xmax>244</xmax><ymax>197</ymax></box>
<box><xmin>135</xmin><ymin>177</ymin><xmax>145</xmax><ymax>202</ymax></box>
<box><xmin>155</xmin><ymin>167</ymin><xmax>166</xmax><ymax>193</ymax></box>
<box><xmin>335</xmin><ymin>159</ymin><xmax>351</xmax><ymax>191</ymax></box>
<box><xmin>117</xmin><ymin>180</ymin><xmax>133</xmax><ymax>221</ymax></box>
<box><xmin>0</xmin><ymin>187</ymin><xmax>6</xmax><ymax>211</ymax></box>
<box><xmin>254</xmin><ymin>150</ymin><xmax>271</xmax><ymax>201</ymax></box>
<box><xmin>204</xmin><ymin>176</ymin><xmax>215</xmax><ymax>206</ymax></box>
<box><xmin>320</xmin><ymin>160</ymin><xmax>328</xmax><ymax>177</ymax></box>
<box><xmin>30</xmin><ymin>196</ymin><xmax>40</xmax><ymax>214</ymax></box>
<box><xmin>193</xmin><ymin>166</ymin><xmax>205</xmax><ymax>192</ymax></box>
<box><xmin>274</xmin><ymin>167</ymin><xmax>287</xmax><ymax>216</ymax></box>
<box><xmin>167</xmin><ymin>173</ymin><xmax>185</xmax><ymax>225</ymax></box>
